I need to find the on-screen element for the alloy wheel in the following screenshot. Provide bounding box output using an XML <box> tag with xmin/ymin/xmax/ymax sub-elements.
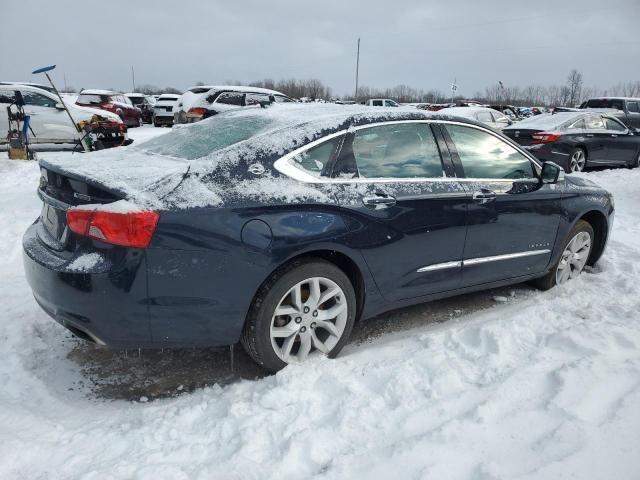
<box><xmin>269</xmin><ymin>277</ymin><xmax>348</xmax><ymax>363</ymax></box>
<box><xmin>569</xmin><ymin>150</ymin><xmax>586</xmax><ymax>172</ymax></box>
<box><xmin>556</xmin><ymin>231</ymin><xmax>591</xmax><ymax>284</ymax></box>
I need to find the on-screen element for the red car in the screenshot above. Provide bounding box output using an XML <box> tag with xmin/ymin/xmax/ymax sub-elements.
<box><xmin>76</xmin><ymin>89</ymin><xmax>143</xmax><ymax>127</ymax></box>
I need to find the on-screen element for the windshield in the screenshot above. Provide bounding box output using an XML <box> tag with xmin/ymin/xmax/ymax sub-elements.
<box><xmin>585</xmin><ymin>99</ymin><xmax>624</xmax><ymax>110</ymax></box>
<box><xmin>138</xmin><ymin>115</ymin><xmax>275</xmax><ymax>160</ymax></box>
<box><xmin>128</xmin><ymin>97</ymin><xmax>144</xmax><ymax>105</ymax></box>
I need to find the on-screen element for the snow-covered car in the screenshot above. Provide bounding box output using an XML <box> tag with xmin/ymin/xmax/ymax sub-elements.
<box><xmin>152</xmin><ymin>93</ymin><xmax>181</xmax><ymax>127</ymax></box>
<box><xmin>0</xmin><ymin>84</ymin><xmax>126</xmax><ymax>145</ymax></box>
<box><xmin>443</xmin><ymin>106</ymin><xmax>513</xmax><ymax>129</ymax></box>
<box><xmin>173</xmin><ymin>85</ymin><xmax>294</xmax><ymax>124</ymax></box>
<box><xmin>23</xmin><ymin>105</ymin><xmax>614</xmax><ymax>372</ymax></box>
<box><xmin>76</xmin><ymin>90</ymin><xmax>143</xmax><ymax>128</ymax></box>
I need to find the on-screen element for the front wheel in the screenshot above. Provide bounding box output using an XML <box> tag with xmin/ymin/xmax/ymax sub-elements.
<box><xmin>533</xmin><ymin>220</ymin><xmax>594</xmax><ymax>290</ymax></box>
<box><xmin>241</xmin><ymin>259</ymin><xmax>356</xmax><ymax>372</ymax></box>
<box><xmin>567</xmin><ymin>148</ymin><xmax>587</xmax><ymax>173</ymax></box>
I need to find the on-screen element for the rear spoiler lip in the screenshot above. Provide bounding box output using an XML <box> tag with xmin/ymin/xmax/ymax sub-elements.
<box><xmin>39</xmin><ymin>158</ymin><xmax>127</xmax><ymax>200</ymax></box>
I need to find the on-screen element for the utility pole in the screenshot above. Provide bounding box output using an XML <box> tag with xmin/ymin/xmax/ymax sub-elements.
<box><xmin>354</xmin><ymin>38</ymin><xmax>360</xmax><ymax>103</ymax></box>
<box><xmin>450</xmin><ymin>78</ymin><xmax>457</xmax><ymax>104</ymax></box>
<box><xmin>131</xmin><ymin>65</ymin><xmax>136</xmax><ymax>92</ymax></box>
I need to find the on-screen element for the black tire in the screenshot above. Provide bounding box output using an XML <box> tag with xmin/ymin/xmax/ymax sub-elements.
<box><xmin>566</xmin><ymin>147</ymin><xmax>587</xmax><ymax>173</ymax></box>
<box><xmin>532</xmin><ymin>220</ymin><xmax>594</xmax><ymax>291</ymax></box>
<box><xmin>241</xmin><ymin>258</ymin><xmax>357</xmax><ymax>372</ymax></box>
<box><xmin>628</xmin><ymin>151</ymin><xmax>640</xmax><ymax>169</ymax></box>
<box><xmin>153</xmin><ymin>121</ymin><xmax>160</xmax><ymax>127</ymax></box>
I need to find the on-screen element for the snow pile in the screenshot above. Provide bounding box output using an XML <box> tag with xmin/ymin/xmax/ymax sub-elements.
<box><xmin>0</xmin><ymin>128</ymin><xmax>639</xmax><ymax>479</ymax></box>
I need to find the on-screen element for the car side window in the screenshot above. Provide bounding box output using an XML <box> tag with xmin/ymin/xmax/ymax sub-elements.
<box><xmin>246</xmin><ymin>93</ymin><xmax>271</xmax><ymax>107</ymax></box>
<box><xmin>274</xmin><ymin>95</ymin><xmax>294</xmax><ymax>103</ymax></box>
<box><xmin>444</xmin><ymin>124</ymin><xmax>535</xmax><ymax>179</ymax></box>
<box><xmin>604</xmin><ymin>117</ymin><xmax>627</xmax><ymax>132</ymax></box>
<box><xmin>371</xmin><ymin>100</ymin><xmax>383</xmax><ymax>106</ymax></box>
<box><xmin>585</xmin><ymin>115</ymin><xmax>605</xmax><ymax>130</ymax></box>
<box><xmin>627</xmin><ymin>101</ymin><xmax>639</xmax><ymax>113</ymax></box>
<box><xmin>22</xmin><ymin>91</ymin><xmax>57</xmax><ymax>108</ymax></box>
<box><xmin>476</xmin><ymin>111</ymin><xmax>493</xmax><ymax>123</ymax></box>
<box><xmin>215</xmin><ymin>92</ymin><xmax>244</xmax><ymax>106</ymax></box>
<box><xmin>568</xmin><ymin>118</ymin><xmax>586</xmax><ymax>129</ymax></box>
<box><xmin>345</xmin><ymin>123</ymin><xmax>444</xmax><ymax>179</ymax></box>
<box><xmin>289</xmin><ymin>136</ymin><xmax>342</xmax><ymax>178</ymax></box>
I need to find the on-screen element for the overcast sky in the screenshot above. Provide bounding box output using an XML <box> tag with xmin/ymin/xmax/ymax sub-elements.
<box><xmin>1</xmin><ymin>0</ymin><xmax>638</xmax><ymax>97</ymax></box>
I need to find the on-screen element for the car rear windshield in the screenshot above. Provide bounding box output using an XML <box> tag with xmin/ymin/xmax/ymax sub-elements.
<box><xmin>137</xmin><ymin>115</ymin><xmax>275</xmax><ymax>160</ymax></box>
<box><xmin>77</xmin><ymin>94</ymin><xmax>110</xmax><ymax>104</ymax></box>
<box><xmin>128</xmin><ymin>97</ymin><xmax>144</xmax><ymax>105</ymax></box>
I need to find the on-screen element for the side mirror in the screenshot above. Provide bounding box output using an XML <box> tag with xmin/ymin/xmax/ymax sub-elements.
<box><xmin>55</xmin><ymin>102</ymin><xmax>65</xmax><ymax>110</ymax></box>
<box><xmin>541</xmin><ymin>161</ymin><xmax>564</xmax><ymax>184</ymax></box>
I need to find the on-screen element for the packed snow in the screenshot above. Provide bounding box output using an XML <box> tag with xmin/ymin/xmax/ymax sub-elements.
<box><xmin>0</xmin><ymin>125</ymin><xmax>639</xmax><ymax>479</ymax></box>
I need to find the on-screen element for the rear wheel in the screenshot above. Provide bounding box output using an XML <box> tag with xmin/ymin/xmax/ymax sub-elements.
<box><xmin>568</xmin><ymin>148</ymin><xmax>587</xmax><ymax>173</ymax></box>
<box><xmin>241</xmin><ymin>259</ymin><xmax>356</xmax><ymax>372</ymax></box>
<box><xmin>533</xmin><ymin>220</ymin><xmax>594</xmax><ymax>290</ymax></box>
<box><xmin>629</xmin><ymin>151</ymin><xmax>640</xmax><ymax>169</ymax></box>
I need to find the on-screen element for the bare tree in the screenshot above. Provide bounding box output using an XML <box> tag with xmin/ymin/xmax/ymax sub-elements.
<box><xmin>566</xmin><ymin>69</ymin><xmax>584</xmax><ymax>106</ymax></box>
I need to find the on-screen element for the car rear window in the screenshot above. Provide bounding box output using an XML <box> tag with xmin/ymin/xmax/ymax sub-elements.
<box><xmin>77</xmin><ymin>94</ymin><xmax>109</xmax><ymax>104</ymax></box>
<box><xmin>627</xmin><ymin>101</ymin><xmax>639</xmax><ymax>113</ymax></box>
<box><xmin>138</xmin><ymin>115</ymin><xmax>275</xmax><ymax>160</ymax></box>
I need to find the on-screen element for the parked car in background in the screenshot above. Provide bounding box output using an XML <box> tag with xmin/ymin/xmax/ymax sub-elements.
<box><xmin>580</xmin><ymin>97</ymin><xmax>640</xmax><ymax>131</ymax></box>
<box><xmin>125</xmin><ymin>93</ymin><xmax>155</xmax><ymax>124</ymax></box>
<box><xmin>503</xmin><ymin>111</ymin><xmax>640</xmax><ymax>172</ymax></box>
<box><xmin>366</xmin><ymin>98</ymin><xmax>400</xmax><ymax>107</ymax></box>
<box><xmin>0</xmin><ymin>84</ymin><xmax>126</xmax><ymax>145</ymax></box>
<box><xmin>488</xmin><ymin>105</ymin><xmax>522</xmax><ymax>121</ymax></box>
<box><xmin>152</xmin><ymin>93</ymin><xmax>181</xmax><ymax>127</ymax></box>
<box><xmin>23</xmin><ymin>105</ymin><xmax>613</xmax><ymax>372</ymax></box>
<box><xmin>173</xmin><ymin>85</ymin><xmax>294</xmax><ymax>124</ymax></box>
<box><xmin>442</xmin><ymin>106</ymin><xmax>513</xmax><ymax>129</ymax></box>
<box><xmin>76</xmin><ymin>90</ymin><xmax>143</xmax><ymax>128</ymax></box>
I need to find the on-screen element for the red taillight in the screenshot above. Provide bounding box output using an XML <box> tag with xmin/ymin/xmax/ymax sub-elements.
<box><xmin>67</xmin><ymin>209</ymin><xmax>159</xmax><ymax>248</ymax></box>
<box><xmin>188</xmin><ymin>107</ymin><xmax>208</xmax><ymax>117</ymax></box>
<box><xmin>531</xmin><ymin>132</ymin><xmax>561</xmax><ymax>144</ymax></box>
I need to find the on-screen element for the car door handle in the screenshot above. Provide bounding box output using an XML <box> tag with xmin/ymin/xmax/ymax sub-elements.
<box><xmin>362</xmin><ymin>194</ymin><xmax>396</xmax><ymax>209</ymax></box>
<box><xmin>586</xmin><ymin>134</ymin><xmax>594</xmax><ymax>137</ymax></box>
<box><xmin>611</xmin><ymin>134</ymin><xmax>618</xmax><ymax>138</ymax></box>
<box><xmin>472</xmin><ymin>189</ymin><xmax>496</xmax><ymax>204</ymax></box>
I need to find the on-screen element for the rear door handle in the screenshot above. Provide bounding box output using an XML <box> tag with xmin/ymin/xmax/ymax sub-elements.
<box><xmin>586</xmin><ymin>134</ymin><xmax>594</xmax><ymax>137</ymax></box>
<box><xmin>611</xmin><ymin>134</ymin><xmax>618</xmax><ymax>138</ymax></box>
<box><xmin>362</xmin><ymin>194</ymin><xmax>396</xmax><ymax>209</ymax></box>
<box><xmin>472</xmin><ymin>189</ymin><xmax>496</xmax><ymax>204</ymax></box>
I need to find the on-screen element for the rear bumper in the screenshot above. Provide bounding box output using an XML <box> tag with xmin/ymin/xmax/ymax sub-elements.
<box><xmin>23</xmin><ymin>221</ymin><xmax>153</xmax><ymax>349</ymax></box>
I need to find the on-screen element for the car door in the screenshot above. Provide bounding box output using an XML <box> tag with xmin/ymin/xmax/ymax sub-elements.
<box><xmin>602</xmin><ymin>116</ymin><xmax>639</xmax><ymax>163</ymax></box>
<box><xmin>625</xmin><ymin>100</ymin><xmax>640</xmax><ymax>130</ymax></box>
<box><xmin>20</xmin><ymin>89</ymin><xmax>76</xmax><ymax>143</ymax></box>
<box><xmin>440</xmin><ymin>122</ymin><xmax>562</xmax><ymax>287</ymax></box>
<box><xmin>330</xmin><ymin>121</ymin><xmax>470</xmax><ymax>302</ymax></box>
<box><xmin>583</xmin><ymin>114</ymin><xmax>611</xmax><ymax>162</ymax></box>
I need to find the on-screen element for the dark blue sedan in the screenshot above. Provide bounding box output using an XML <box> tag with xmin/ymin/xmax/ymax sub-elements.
<box><xmin>23</xmin><ymin>105</ymin><xmax>614</xmax><ymax>371</ymax></box>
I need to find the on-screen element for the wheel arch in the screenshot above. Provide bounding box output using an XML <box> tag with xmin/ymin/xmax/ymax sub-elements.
<box><xmin>577</xmin><ymin>209</ymin><xmax>609</xmax><ymax>265</ymax></box>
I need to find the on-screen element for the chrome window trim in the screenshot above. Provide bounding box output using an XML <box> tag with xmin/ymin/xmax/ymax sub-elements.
<box><xmin>273</xmin><ymin>119</ymin><xmax>542</xmax><ymax>184</ymax></box>
<box><xmin>416</xmin><ymin>249</ymin><xmax>551</xmax><ymax>273</ymax></box>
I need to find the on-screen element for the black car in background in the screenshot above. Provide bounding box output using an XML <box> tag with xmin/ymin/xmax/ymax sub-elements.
<box><xmin>580</xmin><ymin>97</ymin><xmax>640</xmax><ymax>131</ymax></box>
<box><xmin>503</xmin><ymin>111</ymin><xmax>640</xmax><ymax>172</ymax></box>
<box><xmin>23</xmin><ymin>105</ymin><xmax>614</xmax><ymax>372</ymax></box>
<box><xmin>125</xmin><ymin>93</ymin><xmax>155</xmax><ymax>124</ymax></box>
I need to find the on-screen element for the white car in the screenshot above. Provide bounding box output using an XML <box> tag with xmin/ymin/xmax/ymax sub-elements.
<box><xmin>366</xmin><ymin>99</ymin><xmax>400</xmax><ymax>107</ymax></box>
<box><xmin>0</xmin><ymin>84</ymin><xmax>124</xmax><ymax>145</ymax></box>
<box><xmin>173</xmin><ymin>85</ymin><xmax>294</xmax><ymax>124</ymax></box>
<box><xmin>443</xmin><ymin>106</ymin><xmax>513</xmax><ymax>130</ymax></box>
<box><xmin>152</xmin><ymin>94</ymin><xmax>181</xmax><ymax>127</ymax></box>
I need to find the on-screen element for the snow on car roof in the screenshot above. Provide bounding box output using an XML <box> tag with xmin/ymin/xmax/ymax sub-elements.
<box><xmin>188</xmin><ymin>85</ymin><xmax>285</xmax><ymax>96</ymax></box>
<box><xmin>124</xmin><ymin>92</ymin><xmax>145</xmax><ymax>97</ymax></box>
<box><xmin>157</xmin><ymin>94</ymin><xmax>181</xmax><ymax>99</ymax></box>
<box><xmin>80</xmin><ymin>89</ymin><xmax>117</xmax><ymax>95</ymax></box>
<box><xmin>505</xmin><ymin>112</ymin><xmax>583</xmax><ymax>130</ymax></box>
<box><xmin>40</xmin><ymin>104</ymin><xmax>475</xmax><ymax>210</ymax></box>
<box><xmin>443</xmin><ymin>106</ymin><xmax>502</xmax><ymax>116</ymax></box>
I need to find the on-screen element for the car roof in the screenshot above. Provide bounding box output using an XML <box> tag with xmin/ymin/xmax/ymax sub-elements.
<box><xmin>124</xmin><ymin>92</ymin><xmax>146</xmax><ymax>97</ymax></box>
<box><xmin>79</xmin><ymin>89</ymin><xmax>118</xmax><ymax>95</ymax></box>
<box><xmin>0</xmin><ymin>83</ymin><xmax>56</xmax><ymax>96</ymax></box>
<box><xmin>187</xmin><ymin>85</ymin><xmax>286</xmax><ymax>96</ymax></box>
<box><xmin>444</xmin><ymin>106</ymin><xmax>503</xmax><ymax>116</ymax></box>
<box><xmin>586</xmin><ymin>96</ymin><xmax>640</xmax><ymax>101</ymax></box>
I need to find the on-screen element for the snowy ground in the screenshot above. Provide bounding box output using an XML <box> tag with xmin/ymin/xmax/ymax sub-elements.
<box><xmin>0</xmin><ymin>126</ymin><xmax>639</xmax><ymax>479</ymax></box>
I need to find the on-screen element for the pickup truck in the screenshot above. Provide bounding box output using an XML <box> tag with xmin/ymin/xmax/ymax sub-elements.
<box><xmin>580</xmin><ymin>97</ymin><xmax>640</xmax><ymax>131</ymax></box>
